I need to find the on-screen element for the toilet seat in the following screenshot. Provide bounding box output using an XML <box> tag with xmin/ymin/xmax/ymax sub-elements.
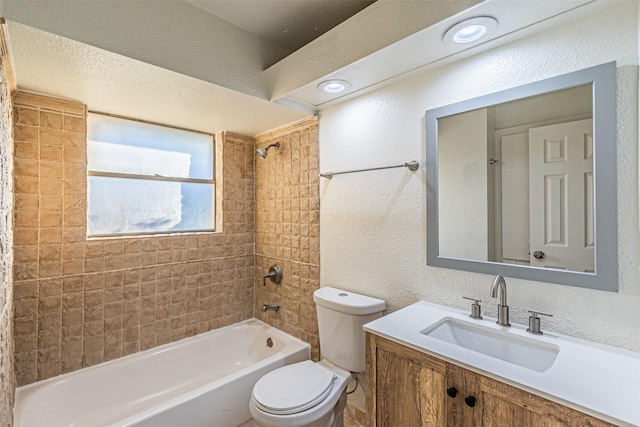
<box><xmin>252</xmin><ymin>361</ymin><xmax>336</xmax><ymax>415</ymax></box>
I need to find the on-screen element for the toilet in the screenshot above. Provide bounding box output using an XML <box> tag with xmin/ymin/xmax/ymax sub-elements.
<box><xmin>249</xmin><ymin>287</ymin><xmax>385</xmax><ymax>427</ymax></box>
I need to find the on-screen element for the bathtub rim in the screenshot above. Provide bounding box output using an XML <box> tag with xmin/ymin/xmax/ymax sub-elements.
<box><xmin>14</xmin><ymin>318</ymin><xmax>311</xmax><ymax>427</ymax></box>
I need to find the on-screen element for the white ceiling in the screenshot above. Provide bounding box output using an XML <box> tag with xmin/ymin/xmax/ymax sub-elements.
<box><xmin>277</xmin><ymin>0</ymin><xmax>596</xmax><ymax>109</ymax></box>
<box><xmin>0</xmin><ymin>0</ymin><xmax>605</xmax><ymax>136</ymax></box>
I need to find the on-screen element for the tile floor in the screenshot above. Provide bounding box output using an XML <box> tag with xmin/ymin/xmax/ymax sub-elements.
<box><xmin>240</xmin><ymin>401</ymin><xmax>365</xmax><ymax>427</ymax></box>
<box><xmin>241</xmin><ymin>413</ymin><xmax>363</xmax><ymax>427</ymax></box>
<box><xmin>344</xmin><ymin>413</ymin><xmax>364</xmax><ymax>427</ymax></box>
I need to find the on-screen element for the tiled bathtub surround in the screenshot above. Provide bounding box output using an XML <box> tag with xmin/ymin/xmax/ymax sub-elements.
<box><xmin>0</xmin><ymin>37</ymin><xmax>15</xmax><ymax>426</ymax></box>
<box><xmin>12</xmin><ymin>91</ymin><xmax>257</xmax><ymax>385</ymax></box>
<box><xmin>254</xmin><ymin>118</ymin><xmax>320</xmax><ymax>360</ymax></box>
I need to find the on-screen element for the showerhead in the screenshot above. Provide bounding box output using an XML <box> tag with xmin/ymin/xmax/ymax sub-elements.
<box><xmin>256</xmin><ymin>147</ymin><xmax>268</xmax><ymax>159</ymax></box>
<box><xmin>256</xmin><ymin>142</ymin><xmax>280</xmax><ymax>159</ymax></box>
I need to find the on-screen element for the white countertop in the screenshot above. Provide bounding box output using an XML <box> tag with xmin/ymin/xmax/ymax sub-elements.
<box><xmin>363</xmin><ymin>301</ymin><xmax>640</xmax><ymax>426</ymax></box>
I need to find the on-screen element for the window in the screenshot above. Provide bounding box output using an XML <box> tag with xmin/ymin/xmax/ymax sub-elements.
<box><xmin>87</xmin><ymin>113</ymin><xmax>215</xmax><ymax>236</ymax></box>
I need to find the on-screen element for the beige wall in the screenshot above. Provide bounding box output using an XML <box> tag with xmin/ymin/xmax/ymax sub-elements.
<box><xmin>12</xmin><ymin>91</ymin><xmax>257</xmax><ymax>385</ymax></box>
<box><xmin>0</xmin><ymin>37</ymin><xmax>15</xmax><ymax>427</ymax></box>
<box><xmin>254</xmin><ymin>118</ymin><xmax>320</xmax><ymax>360</ymax></box>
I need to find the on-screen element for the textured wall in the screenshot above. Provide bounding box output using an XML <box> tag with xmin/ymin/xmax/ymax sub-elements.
<box><xmin>12</xmin><ymin>91</ymin><xmax>256</xmax><ymax>385</ymax></box>
<box><xmin>254</xmin><ymin>118</ymin><xmax>320</xmax><ymax>360</ymax></box>
<box><xmin>2</xmin><ymin>0</ymin><xmax>290</xmax><ymax>98</ymax></box>
<box><xmin>319</xmin><ymin>2</ymin><xmax>640</xmax><ymax>351</ymax></box>
<box><xmin>0</xmin><ymin>41</ymin><xmax>15</xmax><ymax>427</ymax></box>
<box><xmin>6</xmin><ymin>21</ymin><xmax>309</xmax><ymax>141</ymax></box>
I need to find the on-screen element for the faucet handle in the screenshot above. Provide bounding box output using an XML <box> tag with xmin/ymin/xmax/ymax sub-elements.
<box><xmin>527</xmin><ymin>310</ymin><xmax>553</xmax><ymax>335</ymax></box>
<box><xmin>262</xmin><ymin>265</ymin><xmax>283</xmax><ymax>286</ymax></box>
<box><xmin>463</xmin><ymin>296</ymin><xmax>483</xmax><ymax>320</ymax></box>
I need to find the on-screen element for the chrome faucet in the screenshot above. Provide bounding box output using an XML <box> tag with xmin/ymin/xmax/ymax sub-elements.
<box><xmin>261</xmin><ymin>303</ymin><xmax>280</xmax><ymax>313</ymax></box>
<box><xmin>490</xmin><ymin>275</ymin><xmax>510</xmax><ymax>327</ymax></box>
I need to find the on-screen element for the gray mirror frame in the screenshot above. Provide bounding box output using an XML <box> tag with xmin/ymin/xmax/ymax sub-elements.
<box><xmin>426</xmin><ymin>62</ymin><xmax>618</xmax><ymax>292</ymax></box>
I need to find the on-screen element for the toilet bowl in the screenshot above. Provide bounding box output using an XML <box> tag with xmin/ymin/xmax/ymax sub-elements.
<box><xmin>249</xmin><ymin>287</ymin><xmax>385</xmax><ymax>427</ymax></box>
<box><xmin>249</xmin><ymin>360</ymin><xmax>350</xmax><ymax>427</ymax></box>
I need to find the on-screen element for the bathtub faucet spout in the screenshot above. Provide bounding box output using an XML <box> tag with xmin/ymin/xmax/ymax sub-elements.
<box><xmin>262</xmin><ymin>303</ymin><xmax>280</xmax><ymax>313</ymax></box>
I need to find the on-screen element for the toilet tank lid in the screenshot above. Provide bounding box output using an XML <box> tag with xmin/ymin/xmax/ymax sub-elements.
<box><xmin>313</xmin><ymin>287</ymin><xmax>385</xmax><ymax>315</ymax></box>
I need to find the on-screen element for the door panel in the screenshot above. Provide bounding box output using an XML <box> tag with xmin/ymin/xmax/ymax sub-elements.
<box><xmin>529</xmin><ymin>119</ymin><xmax>594</xmax><ymax>272</ymax></box>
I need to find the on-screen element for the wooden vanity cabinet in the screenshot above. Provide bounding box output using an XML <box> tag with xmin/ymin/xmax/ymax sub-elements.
<box><xmin>366</xmin><ymin>333</ymin><xmax>616</xmax><ymax>427</ymax></box>
<box><xmin>364</xmin><ymin>331</ymin><xmax>461</xmax><ymax>426</ymax></box>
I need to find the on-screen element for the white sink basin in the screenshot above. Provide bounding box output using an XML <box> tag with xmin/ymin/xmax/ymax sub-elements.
<box><xmin>364</xmin><ymin>301</ymin><xmax>640</xmax><ymax>426</ymax></box>
<box><xmin>421</xmin><ymin>317</ymin><xmax>560</xmax><ymax>372</ymax></box>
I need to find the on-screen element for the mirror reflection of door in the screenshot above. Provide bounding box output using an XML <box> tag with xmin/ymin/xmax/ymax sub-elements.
<box><xmin>529</xmin><ymin>119</ymin><xmax>594</xmax><ymax>272</ymax></box>
<box><xmin>430</xmin><ymin>63</ymin><xmax>617</xmax><ymax>290</ymax></box>
<box><xmin>438</xmin><ymin>83</ymin><xmax>594</xmax><ymax>272</ymax></box>
<box><xmin>496</xmin><ymin>119</ymin><xmax>594</xmax><ymax>272</ymax></box>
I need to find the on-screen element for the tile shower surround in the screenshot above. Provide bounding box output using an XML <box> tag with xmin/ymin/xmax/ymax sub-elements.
<box><xmin>254</xmin><ymin>119</ymin><xmax>320</xmax><ymax>361</ymax></box>
<box><xmin>12</xmin><ymin>92</ymin><xmax>256</xmax><ymax>385</ymax></box>
<box><xmin>11</xmin><ymin>91</ymin><xmax>321</xmax><ymax>388</ymax></box>
<box><xmin>0</xmin><ymin>56</ymin><xmax>15</xmax><ymax>425</ymax></box>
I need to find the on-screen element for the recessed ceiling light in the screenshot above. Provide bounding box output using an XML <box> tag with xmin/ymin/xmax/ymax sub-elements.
<box><xmin>444</xmin><ymin>17</ymin><xmax>498</xmax><ymax>45</ymax></box>
<box><xmin>317</xmin><ymin>79</ymin><xmax>351</xmax><ymax>94</ymax></box>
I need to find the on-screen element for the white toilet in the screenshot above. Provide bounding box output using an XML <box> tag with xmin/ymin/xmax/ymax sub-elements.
<box><xmin>249</xmin><ymin>287</ymin><xmax>385</xmax><ymax>427</ymax></box>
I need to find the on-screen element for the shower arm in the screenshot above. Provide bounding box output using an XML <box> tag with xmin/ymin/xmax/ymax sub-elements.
<box><xmin>256</xmin><ymin>142</ymin><xmax>280</xmax><ymax>159</ymax></box>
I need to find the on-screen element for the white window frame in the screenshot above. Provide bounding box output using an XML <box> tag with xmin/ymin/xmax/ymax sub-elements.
<box><xmin>86</xmin><ymin>112</ymin><xmax>216</xmax><ymax>238</ymax></box>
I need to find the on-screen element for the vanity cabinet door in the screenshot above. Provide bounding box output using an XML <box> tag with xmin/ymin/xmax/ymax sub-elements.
<box><xmin>463</xmin><ymin>369</ymin><xmax>616</xmax><ymax>427</ymax></box>
<box><xmin>366</xmin><ymin>334</ymin><xmax>461</xmax><ymax>426</ymax></box>
<box><xmin>366</xmin><ymin>333</ymin><xmax>618</xmax><ymax>427</ymax></box>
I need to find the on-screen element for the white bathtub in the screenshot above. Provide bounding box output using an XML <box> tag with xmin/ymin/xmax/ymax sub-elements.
<box><xmin>14</xmin><ymin>319</ymin><xmax>310</xmax><ymax>427</ymax></box>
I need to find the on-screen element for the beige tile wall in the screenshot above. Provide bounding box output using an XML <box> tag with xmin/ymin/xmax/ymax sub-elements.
<box><xmin>12</xmin><ymin>91</ymin><xmax>256</xmax><ymax>385</ymax></box>
<box><xmin>254</xmin><ymin>117</ymin><xmax>320</xmax><ymax>360</ymax></box>
<box><xmin>0</xmin><ymin>42</ymin><xmax>15</xmax><ymax>426</ymax></box>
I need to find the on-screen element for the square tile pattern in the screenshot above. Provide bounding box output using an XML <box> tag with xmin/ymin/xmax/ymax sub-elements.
<box><xmin>12</xmin><ymin>92</ymin><xmax>321</xmax><ymax>387</ymax></box>
<box><xmin>254</xmin><ymin>120</ymin><xmax>321</xmax><ymax>360</ymax></box>
<box><xmin>12</xmin><ymin>93</ymin><xmax>263</xmax><ymax>384</ymax></box>
<box><xmin>0</xmin><ymin>61</ymin><xmax>16</xmax><ymax>426</ymax></box>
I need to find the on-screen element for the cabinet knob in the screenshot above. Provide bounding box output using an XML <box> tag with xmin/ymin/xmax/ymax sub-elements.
<box><xmin>465</xmin><ymin>396</ymin><xmax>476</xmax><ymax>407</ymax></box>
<box><xmin>446</xmin><ymin>387</ymin><xmax>458</xmax><ymax>398</ymax></box>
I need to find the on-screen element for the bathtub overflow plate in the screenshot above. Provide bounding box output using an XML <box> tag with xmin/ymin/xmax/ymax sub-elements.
<box><xmin>266</xmin><ymin>337</ymin><xmax>273</xmax><ymax>348</ymax></box>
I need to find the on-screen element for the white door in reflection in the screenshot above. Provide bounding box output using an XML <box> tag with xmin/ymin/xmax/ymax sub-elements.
<box><xmin>528</xmin><ymin>119</ymin><xmax>594</xmax><ymax>272</ymax></box>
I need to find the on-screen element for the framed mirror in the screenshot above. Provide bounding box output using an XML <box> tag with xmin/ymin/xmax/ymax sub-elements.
<box><xmin>426</xmin><ymin>62</ymin><xmax>618</xmax><ymax>292</ymax></box>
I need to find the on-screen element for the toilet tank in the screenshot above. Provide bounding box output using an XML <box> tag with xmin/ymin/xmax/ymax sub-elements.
<box><xmin>313</xmin><ymin>287</ymin><xmax>385</xmax><ymax>373</ymax></box>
